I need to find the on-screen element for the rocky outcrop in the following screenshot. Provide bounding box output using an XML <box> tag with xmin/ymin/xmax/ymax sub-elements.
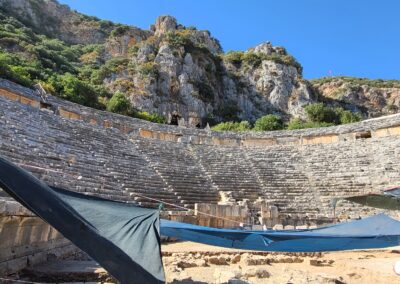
<box><xmin>0</xmin><ymin>0</ymin><xmax>147</xmax><ymax>44</ymax></box>
<box><xmin>104</xmin><ymin>15</ymin><xmax>315</xmax><ymax>126</ymax></box>
<box><xmin>152</xmin><ymin>15</ymin><xmax>177</xmax><ymax>36</ymax></box>
<box><xmin>312</xmin><ymin>78</ymin><xmax>400</xmax><ymax>118</ymax></box>
<box><xmin>1</xmin><ymin>0</ymin><xmax>398</xmax><ymax>127</ymax></box>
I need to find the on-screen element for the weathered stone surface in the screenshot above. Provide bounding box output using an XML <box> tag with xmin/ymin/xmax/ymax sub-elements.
<box><xmin>213</xmin><ymin>268</ymin><xmax>242</xmax><ymax>283</ymax></box>
<box><xmin>313</xmin><ymin>78</ymin><xmax>400</xmax><ymax>118</ymax></box>
<box><xmin>242</xmin><ymin>267</ymin><xmax>270</xmax><ymax>278</ymax></box>
<box><xmin>154</xmin><ymin>15</ymin><xmax>177</xmax><ymax>36</ymax></box>
<box><xmin>207</xmin><ymin>256</ymin><xmax>229</xmax><ymax>265</ymax></box>
<box><xmin>310</xmin><ymin>259</ymin><xmax>334</xmax><ymax>267</ymax></box>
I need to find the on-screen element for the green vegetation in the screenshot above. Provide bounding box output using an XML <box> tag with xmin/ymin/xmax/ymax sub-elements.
<box><xmin>137</xmin><ymin>62</ymin><xmax>159</xmax><ymax>77</ymax></box>
<box><xmin>0</xmin><ymin>10</ymin><xmax>169</xmax><ymax>125</ymax></box>
<box><xmin>107</xmin><ymin>91</ymin><xmax>131</xmax><ymax>114</ymax></box>
<box><xmin>305</xmin><ymin>103</ymin><xmax>362</xmax><ymax>125</ymax></box>
<box><xmin>304</xmin><ymin>103</ymin><xmax>338</xmax><ymax>124</ymax></box>
<box><xmin>253</xmin><ymin>114</ymin><xmax>284</xmax><ymax>131</ymax></box>
<box><xmin>223</xmin><ymin>51</ymin><xmax>302</xmax><ymax>74</ymax></box>
<box><xmin>110</xmin><ymin>25</ymin><xmax>130</xmax><ymax>37</ymax></box>
<box><xmin>166</xmin><ymin>30</ymin><xmax>193</xmax><ymax>49</ymax></box>
<box><xmin>0</xmin><ymin>8</ymin><xmax>375</xmax><ymax>129</ymax></box>
<box><xmin>287</xmin><ymin>119</ymin><xmax>334</xmax><ymax>130</ymax></box>
<box><xmin>134</xmin><ymin>111</ymin><xmax>166</xmax><ymax>123</ymax></box>
<box><xmin>0</xmin><ymin>10</ymin><xmax>109</xmax><ymax>105</ymax></box>
<box><xmin>311</xmin><ymin>76</ymin><xmax>400</xmax><ymax>89</ymax></box>
<box><xmin>48</xmin><ymin>73</ymin><xmax>100</xmax><ymax>108</ymax></box>
<box><xmin>211</xmin><ymin>121</ymin><xmax>251</xmax><ymax>132</ymax></box>
<box><xmin>223</xmin><ymin>51</ymin><xmax>244</xmax><ymax>66</ymax></box>
<box><xmin>212</xmin><ymin>102</ymin><xmax>362</xmax><ymax>132</ymax></box>
<box><xmin>106</xmin><ymin>92</ymin><xmax>166</xmax><ymax>123</ymax></box>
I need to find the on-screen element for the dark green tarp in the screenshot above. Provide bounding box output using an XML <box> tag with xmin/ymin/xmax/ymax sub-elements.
<box><xmin>0</xmin><ymin>157</ymin><xmax>165</xmax><ymax>284</ymax></box>
<box><xmin>345</xmin><ymin>193</ymin><xmax>400</xmax><ymax>210</ymax></box>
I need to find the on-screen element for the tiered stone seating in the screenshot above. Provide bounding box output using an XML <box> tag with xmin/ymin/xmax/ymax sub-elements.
<box><xmin>246</xmin><ymin>146</ymin><xmax>320</xmax><ymax>214</ymax></box>
<box><xmin>0</xmin><ymin>97</ymin><xmax>176</xmax><ymax>208</ymax></box>
<box><xmin>133</xmin><ymin>138</ymin><xmax>220</xmax><ymax>208</ymax></box>
<box><xmin>1</xmin><ymin>78</ymin><xmax>400</xmax><ymax>217</ymax></box>
<box><xmin>299</xmin><ymin>138</ymin><xmax>400</xmax><ymax>217</ymax></box>
<box><xmin>192</xmin><ymin>145</ymin><xmax>263</xmax><ymax>201</ymax></box>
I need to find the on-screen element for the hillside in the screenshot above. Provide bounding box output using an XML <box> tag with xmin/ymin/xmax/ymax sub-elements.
<box><xmin>0</xmin><ymin>0</ymin><xmax>399</xmax><ymax>128</ymax></box>
<box><xmin>311</xmin><ymin>77</ymin><xmax>400</xmax><ymax>117</ymax></box>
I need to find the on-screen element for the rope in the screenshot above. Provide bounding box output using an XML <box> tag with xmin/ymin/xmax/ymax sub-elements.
<box><xmin>16</xmin><ymin>162</ymin><xmax>251</xmax><ymax>226</ymax></box>
<box><xmin>0</xmin><ymin>277</ymin><xmax>43</xmax><ymax>284</ymax></box>
<box><xmin>128</xmin><ymin>191</ymin><xmax>251</xmax><ymax>226</ymax></box>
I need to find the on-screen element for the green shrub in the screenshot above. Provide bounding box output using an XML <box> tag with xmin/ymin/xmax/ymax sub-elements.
<box><xmin>137</xmin><ymin>62</ymin><xmax>158</xmax><ymax>77</ymax></box>
<box><xmin>166</xmin><ymin>31</ymin><xmax>193</xmax><ymax>48</ymax></box>
<box><xmin>287</xmin><ymin>119</ymin><xmax>334</xmax><ymax>130</ymax></box>
<box><xmin>311</xmin><ymin>76</ymin><xmax>400</xmax><ymax>89</ymax></box>
<box><xmin>223</xmin><ymin>51</ymin><xmax>302</xmax><ymax>73</ymax></box>
<box><xmin>211</xmin><ymin>121</ymin><xmax>251</xmax><ymax>132</ymax></box>
<box><xmin>49</xmin><ymin>74</ymin><xmax>99</xmax><ymax>108</ymax></box>
<box><xmin>0</xmin><ymin>52</ymin><xmax>33</xmax><ymax>86</ymax></box>
<box><xmin>305</xmin><ymin>103</ymin><xmax>338</xmax><ymax>124</ymax></box>
<box><xmin>110</xmin><ymin>25</ymin><xmax>130</xmax><ymax>37</ymax></box>
<box><xmin>253</xmin><ymin>114</ymin><xmax>284</xmax><ymax>131</ymax></box>
<box><xmin>335</xmin><ymin>108</ymin><xmax>362</xmax><ymax>124</ymax></box>
<box><xmin>224</xmin><ymin>51</ymin><xmax>244</xmax><ymax>66</ymax></box>
<box><xmin>106</xmin><ymin>91</ymin><xmax>131</xmax><ymax>115</ymax></box>
<box><xmin>134</xmin><ymin>111</ymin><xmax>166</xmax><ymax>123</ymax></box>
<box><xmin>242</xmin><ymin>52</ymin><xmax>262</xmax><ymax>67</ymax></box>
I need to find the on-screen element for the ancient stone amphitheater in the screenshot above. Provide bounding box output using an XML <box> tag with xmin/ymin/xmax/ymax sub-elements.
<box><xmin>1</xmin><ymin>78</ymin><xmax>400</xmax><ymax>275</ymax></box>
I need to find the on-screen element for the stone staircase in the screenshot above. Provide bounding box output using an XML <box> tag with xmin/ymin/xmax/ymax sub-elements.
<box><xmin>192</xmin><ymin>145</ymin><xmax>263</xmax><ymax>202</ymax></box>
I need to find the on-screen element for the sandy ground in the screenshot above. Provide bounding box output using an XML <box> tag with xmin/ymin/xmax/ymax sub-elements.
<box><xmin>161</xmin><ymin>242</ymin><xmax>400</xmax><ymax>284</ymax></box>
<box><xmin>12</xmin><ymin>242</ymin><xmax>400</xmax><ymax>283</ymax></box>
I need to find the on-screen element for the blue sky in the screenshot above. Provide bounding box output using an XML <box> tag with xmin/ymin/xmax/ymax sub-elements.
<box><xmin>59</xmin><ymin>0</ymin><xmax>400</xmax><ymax>80</ymax></box>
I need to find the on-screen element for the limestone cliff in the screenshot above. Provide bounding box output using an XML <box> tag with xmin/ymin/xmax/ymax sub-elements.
<box><xmin>0</xmin><ymin>0</ymin><xmax>398</xmax><ymax>127</ymax></box>
<box><xmin>312</xmin><ymin>77</ymin><xmax>400</xmax><ymax>117</ymax></box>
<box><xmin>0</xmin><ymin>0</ymin><xmax>149</xmax><ymax>44</ymax></box>
<box><xmin>102</xmin><ymin>16</ymin><xmax>315</xmax><ymax>126</ymax></box>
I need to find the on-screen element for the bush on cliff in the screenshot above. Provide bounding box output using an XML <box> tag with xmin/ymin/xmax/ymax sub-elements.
<box><xmin>287</xmin><ymin>119</ymin><xmax>334</xmax><ymax>130</ymax></box>
<box><xmin>211</xmin><ymin>121</ymin><xmax>251</xmax><ymax>132</ymax></box>
<box><xmin>0</xmin><ymin>52</ymin><xmax>33</xmax><ymax>87</ymax></box>
<box><xmin>305</xmin><ymin>103</ymin><xmax>338</xmax><ymax>124</ymax></box>
<box><xmin>253</xmin><ymin>114</ymin><xmax>284</xmax><ymax>131</ymax></box>
<box><xmin>305</xmin><ymin>103</ymin><xmax>362</xmax><ymax>125</ymax></box>
<box><xmin>224</xmin><ymin>51</ymin><xmax>244</xmax><ymax>66</ymax></box>
<box><xmin>48</xmin><ymin>74</ymin><xmax>99</xmax><ymax>108</ymax></box>
<box><xmin>335</xmin><ymin>108</ymin><xmax>362</xmax><ymax>124</ymax></box>
<box><xmin>134</xmin><ymin>111</ymin><xmax>166</xmax><ymax>124</ymax></box>
<box><xmin>166</xmin><ymin>30</ymin><xmax>193</xmax><ymax>49</ymax></box>
<box><xmin>107</xmin><ymin>91</ymin><xmax>131</xmax><ymax>115</ymax></box>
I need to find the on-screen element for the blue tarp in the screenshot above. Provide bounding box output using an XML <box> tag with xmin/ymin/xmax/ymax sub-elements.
<box><xmin>160</xmin><ymin>214</ymin><xmax>400</xmax><ymax>252</ymax></box>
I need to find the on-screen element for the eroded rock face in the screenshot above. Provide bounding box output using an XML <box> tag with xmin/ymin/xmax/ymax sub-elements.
<box><xmin>105</xmin><ymin>29</ymin><xmax>315</xmax><ymax>127</ymax></box>
<box><xmin>313</xmin><ymin>79</ymin><xmax>400</xmax><ymax>118</ymax></box>
<box><xmin>0</xmin><ymin>0</ymin><xmax>116</xmax><ymax>44</ymax></box>
<box><xmin>0</xmin><ymin>1</ymin><xmax>317</xmax><ymax>127</ymax></box>
<box><xmin>154</xmin><ymin>15</ymin><xmax>177</xmax><ymax>36</ymax></box>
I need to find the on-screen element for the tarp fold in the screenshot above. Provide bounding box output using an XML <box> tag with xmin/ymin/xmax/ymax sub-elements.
<box><xmin>0</xmin><ymin>157</ymin><xmax>165</xmax><ymax>284</ymax></box>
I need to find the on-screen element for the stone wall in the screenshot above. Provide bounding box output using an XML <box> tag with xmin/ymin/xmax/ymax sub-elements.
<box><xmin>0</xmin><ymin>198</ymin><xmax>76</xmax><ymax>275</ymax></box>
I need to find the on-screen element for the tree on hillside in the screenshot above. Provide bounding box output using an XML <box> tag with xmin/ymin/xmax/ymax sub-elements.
<box><xmin>253</xmin><ymin>114</ymin><xmax>284</xmax><ymax>131</ymax></box>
